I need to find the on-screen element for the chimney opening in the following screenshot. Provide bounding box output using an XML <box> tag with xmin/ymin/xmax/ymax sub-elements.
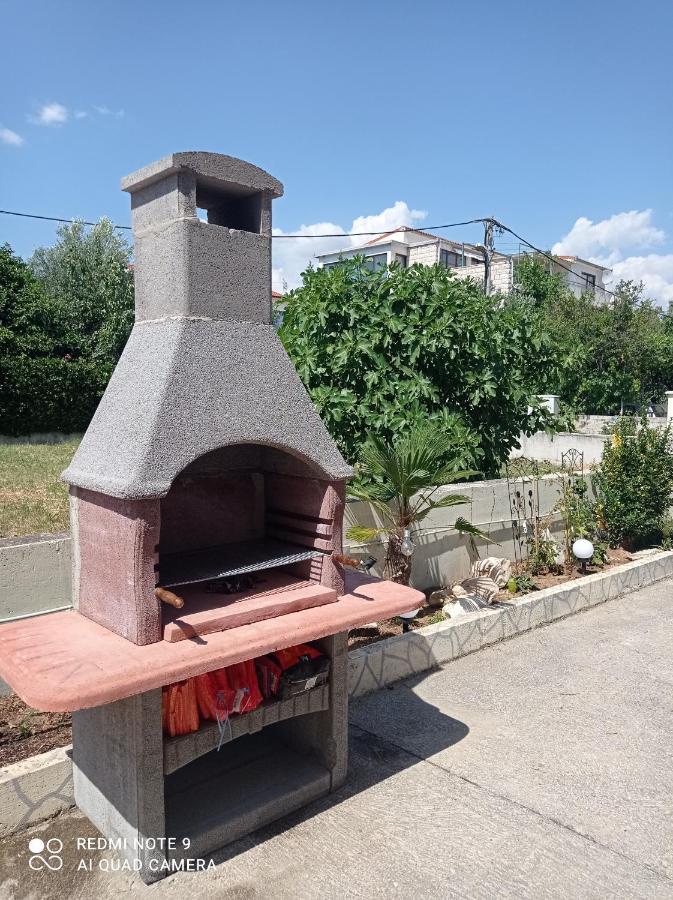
<box><xmin>196</xmin><ymin>177</ymin><xmax>263</xmax><ymax>233</ymax></box>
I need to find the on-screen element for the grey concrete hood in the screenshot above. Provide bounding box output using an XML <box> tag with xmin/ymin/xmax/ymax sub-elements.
<box><xmin>63</xmin><ymin>318</ymin><xmax>352</xmax><ymax>498</ymax></box>
<box><xmin>63</xmin><ymin>151</ymin><xmax>351</xmax><ymax>498</ymax></box>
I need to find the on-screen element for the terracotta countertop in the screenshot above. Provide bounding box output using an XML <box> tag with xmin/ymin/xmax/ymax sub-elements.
<box><xmin>0</xmin><ymin>573</ymin><xmax>423</xmax><ymax>712</ymax></box>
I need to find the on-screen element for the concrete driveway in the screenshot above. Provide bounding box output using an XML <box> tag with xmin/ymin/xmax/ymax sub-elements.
<box><xmin>2</xmin><ymin>579</ymin><xmax>673</xmax><ymax>899</ymax></box>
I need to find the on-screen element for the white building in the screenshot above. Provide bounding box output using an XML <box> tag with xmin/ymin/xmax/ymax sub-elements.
<box><xmin>552</xmin><ymin>255</ymin><xmax>612</xmax><ymax>301</ymax></box>
<box><xmin>316</xmin><ymin>226</ymin><xmax>514</xmax><ymax>294</ymax></box>
<box><xmin>317</xmin><ymin>228</ymin><xmax>613</xmax><ymax>302</ymax></box>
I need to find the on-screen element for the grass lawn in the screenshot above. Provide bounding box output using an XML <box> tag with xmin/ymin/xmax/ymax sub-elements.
<box><xmin>0</xmin><ymin>440</ymin><xmax>79</xmax><ymax>538</ymax></box>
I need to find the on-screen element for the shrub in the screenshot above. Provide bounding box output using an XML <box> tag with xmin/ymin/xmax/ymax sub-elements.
<box><xmin>0</xmin><ymin>357</ymin><xmax>111</xmax><ymax>435</ymax></box>
<box><xmin>594</xmin><ymin>416</ymin><xmax>673</xmax><ymax>548</ymax></box>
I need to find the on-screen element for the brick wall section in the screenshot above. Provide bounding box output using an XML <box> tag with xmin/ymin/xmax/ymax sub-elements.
<box><xmin>407</xmin><ymin>243</ymin><xmax>513</xmax><ymax>293</ymax></box>
<box><xmin>451</xmin><ymin>257</ymin><xmax>512</xmax><ymax>294</ymax></box>
<box><xmin>408</xmin><ymin>242</ymin><xmax>439</xmax><ymax>267</ymax></box>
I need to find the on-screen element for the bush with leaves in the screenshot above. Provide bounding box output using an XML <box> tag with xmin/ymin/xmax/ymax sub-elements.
<box><xmin>0</xmin><ymin>221</ymin><xmax>134</xmax><ymax>435</ymax></box>
<box><xmin>345</xmin><ymin>422</ymin><xmax>487</xmax><ymax>585</ymax></box>
<box><xmin>280</xmin><ymin>258</ymin><xmax>559</xmax><ymax>473</ymax></box>
<box><xmin>594</xmin><ymin>416</ymin><xmax>673</xmax><ymax>548</ymax></box>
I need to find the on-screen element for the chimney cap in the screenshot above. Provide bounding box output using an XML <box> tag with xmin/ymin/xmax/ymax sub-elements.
<box><xmin>121</xmin><ymin>151</ymin><xmax>284</xmax><ymax>199</ymax></box>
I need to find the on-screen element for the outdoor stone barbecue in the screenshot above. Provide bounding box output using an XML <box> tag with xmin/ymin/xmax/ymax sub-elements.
<box><xmin>0</xmin><ymin>152</ymin><xmax>423</xmax><ymax>882</ymax></box>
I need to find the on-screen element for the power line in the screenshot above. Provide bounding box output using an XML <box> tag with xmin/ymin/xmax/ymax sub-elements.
<box><xmin>0</xmin><ymin>209</ymin><xmax>132</xmax><ymax>231</ymax></box>
<box><xmin>0</xmin><ymin>208</ymin><xmax>484</xmax><ymax>240</ymax></box>
<box><xmin>272</xmin><ymin>219</ymin><xmax>484</xmax><ymax>238</ymax></box>
<box><xmin>0</xmin><ymin>205</ymin><xmax>616</xmax><ymax>297</ymax></box>
<box><xmin>492</xmin><ymin>218</ymin><xmax>616</xmax><ymax>298</ymax></box>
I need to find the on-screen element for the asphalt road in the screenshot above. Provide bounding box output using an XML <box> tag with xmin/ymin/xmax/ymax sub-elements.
<box><xmin>2</xmin><ymin>579</ymin><xmax>673</xmax><ymax>899</ymax></box>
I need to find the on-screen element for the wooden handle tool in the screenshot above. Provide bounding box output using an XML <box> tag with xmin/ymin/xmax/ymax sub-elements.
<box><xmin>155</xmin><ymin>587</ymin><xmax>185</xmax><ymax>609</ymax></box>
<box><xmin>332</xmin><ymin>551</ymin><xmax>362</xmax><ymax>570</ymax></box>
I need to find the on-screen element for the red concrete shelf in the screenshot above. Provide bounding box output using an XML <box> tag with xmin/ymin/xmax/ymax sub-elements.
<box><xmin>162</xmin><ymin>573</ymin><xmax>337</xmax><ymax>642</ymax></box>
<box><xmin>0</xmin><ymin>573</ymin><xmax>423</xmax><ymax>713</ymax></box>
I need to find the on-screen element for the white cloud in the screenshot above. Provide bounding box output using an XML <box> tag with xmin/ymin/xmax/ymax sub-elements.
<box><xmin>31</xmin><ymin>102</ymin><xmax>68</xmax><ymax>126</ymax></box>
<box><xmin>272</xmin><ymin>201</ymin><xmax>428</xmax><ymax>291</ymax></box>
<box><xmin>74</xmin><ymin>110</ymin><xmax>88</xmax><ymax>119</ymax></box>
<box><xmin>350</xmin><ymin>201</ymin><xmax>426</xmax><ymax>240</ymax></box>
<box><xmin>0</xmin><ymin>127</ymin><xmax>24</xmax><ymax>146</ymax></box>
<box><xmin>552</xmin><ymin>209</ymin><xmax>673</xmax><ymax>306</ymax></box>
<box><xmin>552</xmin><ymin>210</ymin><xmax>664</xmax><ymax>258</ymax></box>
<box><xmin>609</xmin><ymin>254</ymin><xmax>673</xmax><ymax>306</ymax></box>
<box><xmin>94</xmin><ymin>105</ymin><xmax>124</xmax><ymax>119</ymax></box>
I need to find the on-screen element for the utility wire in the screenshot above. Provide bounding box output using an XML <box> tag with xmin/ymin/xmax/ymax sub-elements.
<box><xmin>0</xmin><ymin>209</ymin><xmax>130</xmax><ymax>231</ymax></box>
<box><xmin>272</xmin><ymin>219</ymin><xmax>484</xmax><ymax>238</ymax></box>
<box><xmin>0</xmin><ymin>206</ymin><xmax>616</xmax><ymax>296</ymax></box>
<box><xmin>492</xmin><ymin>217</ymin><xmax>616</xmax><ymax>298</ymax></box>
<box><xmin>0</xmin><ymin>208</ymin><xmax>484</xmax><ymax>240</ymax></box>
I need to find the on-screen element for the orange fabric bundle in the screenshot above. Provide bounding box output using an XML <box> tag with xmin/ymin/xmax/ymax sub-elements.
<box><xmin>194</xmin><ymin>672</ymin><xmax>222</xmax><ymax>721</ymax></box>
<box><xmin>224</xmin><ymin>660</ymin><xmax>263</xmax><ymax>714</ymax></box>
<box><xmin>211</xmin><ymin>667</ymin><xmax>236</xmax><ymax>716</ymax></box>
<box><xmin>162</xmin><ymin>679</ymin><xmax>200</xmax><ymax>737</ymax></box>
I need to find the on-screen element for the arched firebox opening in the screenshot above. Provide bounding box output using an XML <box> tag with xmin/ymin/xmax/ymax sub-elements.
<box><xmin>156</xmin><ymin>443</ymin><xmax>345</xmax><ymax>643</ymax></box>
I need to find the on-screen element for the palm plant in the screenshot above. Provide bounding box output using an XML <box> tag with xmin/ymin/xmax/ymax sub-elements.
<box><xmin>346</xmin><ymin>423</ymin><xmax>488</xmax><ymax>585</ymax></box>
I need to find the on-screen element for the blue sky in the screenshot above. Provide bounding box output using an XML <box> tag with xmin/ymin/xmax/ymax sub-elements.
<box><xmin>2</xmin><ymin>0</ymin><xmax>673</xmax><ymax>300</ymax></box>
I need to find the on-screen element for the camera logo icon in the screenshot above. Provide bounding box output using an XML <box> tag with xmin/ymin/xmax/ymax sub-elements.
<box><xmin>28</xmin><ymin>837</ymin><xmax>63</xmax><ymax>871</ymax></box>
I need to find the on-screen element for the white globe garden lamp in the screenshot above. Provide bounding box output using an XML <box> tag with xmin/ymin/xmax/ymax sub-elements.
<box><xmin>572</xmin><ymin>537</ymin><xmax>594</xmax><ymax>574</ymax></box>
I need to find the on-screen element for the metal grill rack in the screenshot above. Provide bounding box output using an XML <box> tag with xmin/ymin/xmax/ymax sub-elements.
<box><xmin>158</xmin><ymin>538</ymin><xmax>327</xmax><ymax>588</ymax></box>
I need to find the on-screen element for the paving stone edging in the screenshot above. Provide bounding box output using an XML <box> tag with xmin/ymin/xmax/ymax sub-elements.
<box><xmin>348</xmin><ymin>550</ymin><xmax>673</xmax><ymax>697</ymax></box>
<box><xmin>0</xmin><ymin>745</ymin><xmax>73</xmax><ymax>837</ymax></box>
<box><xmin>2</xmin><ymin>550</ymin><xmax>673</xmax><ymax>837</ymax></box>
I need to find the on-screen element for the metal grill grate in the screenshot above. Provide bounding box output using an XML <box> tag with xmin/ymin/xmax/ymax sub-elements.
<box><xmin>158</xmin><ymin>539</ymin><xmax>327</xmax><ymax>589</ymax></box>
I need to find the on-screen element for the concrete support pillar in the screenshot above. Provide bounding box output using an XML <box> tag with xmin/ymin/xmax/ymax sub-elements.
<box><xmin>72</xmin><ymin>689</ymin><xmax>166</xmax><ymax>883</ymax></box>
<box><xmin>665</xmin><ymin>390</ymin><xmax>673</xmax><ymax>420</ymax></box>
<box><xmin>538</xmin><ymin>394</ymin><xmax>560</xmax><ymax>416</ymax></box>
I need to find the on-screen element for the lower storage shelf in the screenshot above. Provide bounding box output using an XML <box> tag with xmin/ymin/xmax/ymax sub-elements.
<box><xmin>163</xmin><ymin>683</ymin><xmax>330</xmax><ymax>775</ymax></box>
<box><xmin>165</xmin><ymin>732</ymin><xmax>332</xmax><ymax>860</ymax></box>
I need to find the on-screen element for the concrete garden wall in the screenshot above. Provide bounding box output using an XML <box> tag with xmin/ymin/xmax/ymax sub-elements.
<box><xmin>512</xmin><ymin>431</ymin><xmax>608</xmax><ymax>465</ymax></box>
<box><xmin>0</xmin><ymin>473</ymin><xmax>584</xmax><ymax>623</ymax></box>
<box><xmin>344</xmin><ymin>473</ymin><xmax>585</xmax><ymax>591</ymax></box>
<box><xmin>574</xmin><ymin>415</ymin><xmax>667</xmax><ymax>434</ymax></box>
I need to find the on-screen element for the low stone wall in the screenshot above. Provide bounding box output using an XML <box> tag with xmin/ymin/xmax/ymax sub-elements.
<box><xmin>0</xmin><ymin>745</ymin><xmax>73</xmax><ymax>837</ymax></box>
<box><xmin>574</xmin><ymin>415</ymin><xmax>667</xmax><ymax>434</ymax></box>
<box><xmin>1</xmin><ymin>474</ymin><xmax>582</xmax><ymax>619</ymax></box>
<box><xmin>344</xmin><ymin>473</ymin><xmax>584</xmax><ymax>591</ymax></box>
<box><xmin>512</xmin><ymin>431</ymin><xmax>607</xmax><ymax>465</ymax></box>
<box><xmin>348</xmin><ymin>550</ymin><xmax>673</xmax><ymax>697</ymax></box>
<box><xmin>0</xmin><ymin>534</ymin><xmax>72</xmax><ymax>623</ymax></box>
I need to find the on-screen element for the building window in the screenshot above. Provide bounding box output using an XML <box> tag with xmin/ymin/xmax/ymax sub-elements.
<box><xmin>439</xmin><ymin>249</ymin><xmax>460</xmax><ymax>268</ymax></box>
<box><xmin>363</xmin><ymin>253</ymin><xmax>387</xmax><ymax>272</ymax></box>
<box><xmin>395</xmin><ymin>253</ymin><xmax>407</xmax><ymax>268</ymax></box>
<box><xmin>582</xmin><ymin>272</ymin><xmax>596</xmax><ymax>293</ymax></box>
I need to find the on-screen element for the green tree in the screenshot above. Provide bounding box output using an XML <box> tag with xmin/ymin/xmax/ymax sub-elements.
<box><xmin>0</xmin><ymin>223</ymin><xmax>134</xmax><ymax>436</ymax></box>
<box><xmin>516</xmin><ymin>257</ymin><xmax>673</xmax><ymax>415</ymax></box>
<box><xmin>0</xmin><ymin>243</ymin><xmax>64</xmax><ymax>358</ymax></box>
<box><xmin>346</xmin><ymin>422</ymin><xmax>487</xmax><ymax>585</ymax></box>
<box><xmin>280</xmin><ymin>258</ymin><xmax>559</xmax><ymax>474</ymax></box>
<box><xmin>513</xmin><ymin>254</ymin><xmax>567</xmax><ymax>308</ymax></box>
<box><xmin>30</xmin><ymin>218</ymin><xmax>134</xmax><ymax>365</ymax></box>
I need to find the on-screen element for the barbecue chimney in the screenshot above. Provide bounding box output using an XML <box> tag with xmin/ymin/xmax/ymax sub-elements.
<box><xmin>63</xmin><ymin>152</ymin><xmax>353</xmax><ymax>645</ymax></box>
